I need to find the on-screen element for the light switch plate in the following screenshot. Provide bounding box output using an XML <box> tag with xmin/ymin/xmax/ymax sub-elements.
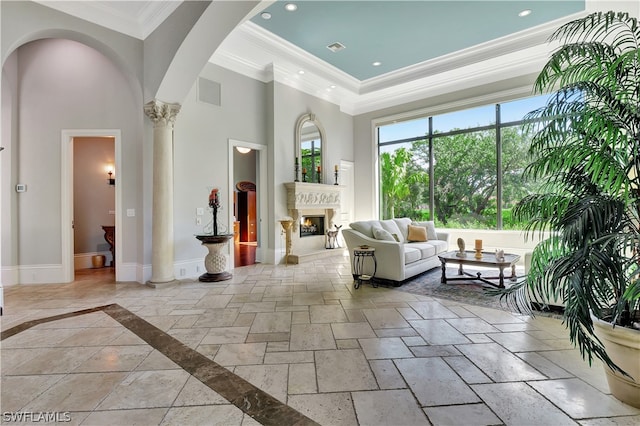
<box><xmin>126</xmin><ymin>209</ymin><xmax>135</xmax><ymax>217</ymax></box>
<box><xmin>16</xmin><ymin>184</ymin><xmax>27</xmax><ymax>192</ymax></box>
<box><xmin>196</xmin><ymin>207</ymin><xmax>204</xmax><ymax>216</ymax></box>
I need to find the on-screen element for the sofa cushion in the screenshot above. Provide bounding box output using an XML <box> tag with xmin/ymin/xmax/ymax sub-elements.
<box><xmin>393</xmin><ymin>218</ymin><xmax>413</xmax><ymax>241</ymax></box>
<box><xmin>407</xmin><ymin>224</ymin><xmax>428</xmax><ymax>242</ymax></box>
<box><xmin>404</xmin><ymin>247</ymin><xmax>421</xmax><ymax>265</ymax></box>
<box><xmin>380</xmin><ymin>219</ymin><xmax>404</xmax><ymax>243</ymax></box>
<box><xmin>409</xmin><ymin>242</ymin><xmax>436</xmax><ymax>258</ymax></box>
<box><xmin>349</xmin><ymin>221</ymin><xmax>381</xmax><ymax>239</ymax></box>
<box><xmin>372</xmin><ymin>227</ymin><xmax>396</xmax><ymax>241</ymax></box>
<box><xmin>428</xmin><ymin>240</ymin><xmax>449</xmax><ymax>254</ymax></box>
<box><xmin>413</xmin><ymin>221</ymin><xmax>438</xmax><ymax>241</ymax></box>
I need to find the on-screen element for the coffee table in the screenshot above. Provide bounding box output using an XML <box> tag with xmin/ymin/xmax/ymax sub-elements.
<box><xmin>438</xmin><ymin>251</ymin><xmax>520</xmax><ymax>288</ymax></box>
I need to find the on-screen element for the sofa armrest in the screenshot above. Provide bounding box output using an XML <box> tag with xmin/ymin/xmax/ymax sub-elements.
<box><xmin>436</xmin><ymin>231</ymin><xmax>450</xmax><ymax>243</ymax></box>
<box><xmin>342</xmin><ymin>229</ymin><xmax>405</xmax><ymax>280</ymax></box>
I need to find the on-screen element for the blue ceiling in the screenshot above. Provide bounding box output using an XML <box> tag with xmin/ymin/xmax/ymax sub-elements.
<box><xmin>252</xmin><ymin>1</ymin><xmax>585</xmax><ymax>81</ymax></box>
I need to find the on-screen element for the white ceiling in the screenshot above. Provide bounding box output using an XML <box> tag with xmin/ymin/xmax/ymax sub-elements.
<box><xmin>36</xmin><ymin>1</ymin><xmax>590</xmax><ymax>114</ymax></box>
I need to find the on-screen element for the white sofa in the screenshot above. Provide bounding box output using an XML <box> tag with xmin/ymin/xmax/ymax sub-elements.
<box><xmin>342</xmin><ymin>218</ymin><xmax>449</xmax><ymax>285</ymax></box>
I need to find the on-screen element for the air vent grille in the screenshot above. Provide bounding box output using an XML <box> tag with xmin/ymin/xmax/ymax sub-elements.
<box><xmin>326</xmin><ymin>42</ymin><xmax>346</xmax><ymax>52</ymax></box>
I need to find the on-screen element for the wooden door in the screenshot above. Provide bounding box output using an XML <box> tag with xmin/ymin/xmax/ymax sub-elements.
<box><xmin>238</xmin><ymin>191</ymin><xmax>257</xmax><ymax>242</ymax></box>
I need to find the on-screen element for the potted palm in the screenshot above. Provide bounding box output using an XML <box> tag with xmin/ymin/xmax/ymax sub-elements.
<box><xmin>494</xmin><ymin>11</ymin><xmax>640</xmax><ymax>407</ymax></box>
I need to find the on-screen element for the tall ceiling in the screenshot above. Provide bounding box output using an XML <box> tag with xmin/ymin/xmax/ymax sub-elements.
<box><xmin>251</xmin><ymin>1</ymin><xmax>585</xmax><ymax>81</ymax></box>
<box><xmin>36</xmin><ymin>0</ymin><xmax>588</xmax><ymax>113</ymax></box>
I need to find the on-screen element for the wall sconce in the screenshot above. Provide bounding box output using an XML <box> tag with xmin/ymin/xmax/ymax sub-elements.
<box><xmin>106</xmin><ymin>165</ymin><xmax>115</xmax><ymax>186</ymax></box>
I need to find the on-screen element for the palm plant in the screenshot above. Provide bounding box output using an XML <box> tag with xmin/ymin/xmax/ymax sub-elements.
<box><xmin>380</xmin><ymin>148</ymin><xmax>417</xmax><ymax>218</ymax></box>
<box><xmin>493</xmin><ymin>11</ymin><xmax>640</xmax><ymax>375</ymax></box>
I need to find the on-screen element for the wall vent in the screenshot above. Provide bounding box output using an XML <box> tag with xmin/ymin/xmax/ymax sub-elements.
<box><xmin>326</xmin><ymin>42</ymin><xmax>346</xmax><ymax>52</ymax></box>
<box><xmin>197</xmin><ymin>77</ymin><xmax>221</xmax><ymax>106</ymax></box>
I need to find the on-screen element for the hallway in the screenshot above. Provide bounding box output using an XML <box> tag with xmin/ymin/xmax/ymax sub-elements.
<box><xmin>2</xmin><ymin>256</ymin><xmax>639</xmax><ymax>425</ymax></box>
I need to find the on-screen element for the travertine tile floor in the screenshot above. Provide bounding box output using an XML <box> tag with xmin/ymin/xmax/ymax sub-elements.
<box><xmin>2</xmin><ymin>253</ymin><xmax>640</xmax><ymax>425</ymax></box>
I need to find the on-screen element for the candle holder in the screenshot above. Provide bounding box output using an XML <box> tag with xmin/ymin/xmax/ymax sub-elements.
<box><xmin>474</xmin><ymin>239</ymin><xmax>483</xmax><ymax>259</ymax></box>
<box><xmin>302</xmin><ymin>170</ymin><xmax>307</xmax><ymax>182</ymax></box>
<box><xmin>334</xmin><ymin>169</ymin><xmax>339</xmax><ymax>185</ymax></box>
<box><xmin>294</xmin><ymin>161</ymin><xmax>299</xmax><ymax>182</ymax></box>
<box><xmin>316</xmin><ymin>170</ymin><xmax>321</xmax><ymax>184</ymax></box>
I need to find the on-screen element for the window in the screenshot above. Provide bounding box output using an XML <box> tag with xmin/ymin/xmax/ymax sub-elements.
<box><xmin>377</xmin><ymin>94</ymin><xmax>550</xmax><ymax>229</ymax></box>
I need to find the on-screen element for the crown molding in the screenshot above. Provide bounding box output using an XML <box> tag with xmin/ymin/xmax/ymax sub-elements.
<box><xmin>210</xmin><ymin>12</ymin><xmax>585</xmax><ymax>116</ymax></box>
<box><xmin>138</xmin><ymin>1</ymin><xmax>183</xmax><ymax>39</ymax></box>
<box><xmin>35</xmin><ymin>1</ymin><xmax>182</xmax><ymax>40</ymax></box>
<box><xmin>358</xmin><ymin>12</ymin><xmax>583</xmax><ymax>94</ymax></box>
<box><xmin>343</xmin><ymin>44</ymin><xmax>552</xmax><ymax>115</ymax></box>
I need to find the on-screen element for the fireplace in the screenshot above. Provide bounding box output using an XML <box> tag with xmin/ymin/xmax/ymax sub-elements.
<box><xmin>300</xmin><ymin>215</ymin><xmax>325</xmax><ymax>237</ymax></box>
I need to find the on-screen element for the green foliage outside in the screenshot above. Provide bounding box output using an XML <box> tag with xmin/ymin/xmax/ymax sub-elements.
<box><xmin>380</xmin><ymin>126</ymin><xmax>541</xmax><ymax>229</ymax></box>
<box><xmin>300</xmin><ymin>142</ymin><xmax>321</xmax><ymax>182</ymax></box>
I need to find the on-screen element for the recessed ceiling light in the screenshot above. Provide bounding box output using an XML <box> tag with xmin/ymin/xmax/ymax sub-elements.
<box><xmin>330</xmin><ymin>85</ymin><xmax>336</xmax><ymax>89</ymax></box>
<box><xmin>518</xmin><ymin>9</ymin><xmax>532</xmax><ymax>17</ymax></box>
<box><xmin>285</xmin><ymin>3</ymin><xmax>297</xmax><ymax>12</ymax></box>
<box><xmin>260</xmin><ymin>12</ymin><xmax>271</xmax><ymax>20</ymax></box>
<box><xmin>298</xmin><ymin>70</ymin><xmax>305</xmax><ymax>75</ymax></box>
<box><xmin>372</xmin><ymin>61</ymin><xmax>382</xmax><ymax>67</ymax></box>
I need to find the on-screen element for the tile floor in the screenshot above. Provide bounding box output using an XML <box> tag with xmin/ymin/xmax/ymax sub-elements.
<box><xmin>2</xmin><ymin>253</ymin><xmax>640</xmax><ymax>425</ymax></box>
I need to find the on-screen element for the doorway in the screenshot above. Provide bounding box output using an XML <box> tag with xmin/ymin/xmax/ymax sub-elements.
<box><xmin>228</xmin><ymin>139</ymin><xmax>266</xmax><ymax>267</ymax></box>
<box><xmin>73</xmin><ymin>137</ymin><xmax>116</xmax><ymax>277</ymax></box>
<box><xmin>62</xmin><ymin>129</ymin><xmax>122</xmax><ymax>283</ymax></box>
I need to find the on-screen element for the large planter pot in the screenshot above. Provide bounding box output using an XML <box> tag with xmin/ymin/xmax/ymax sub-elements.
<box><xmin>592</xmin><ymin>314</ymin><xmax>640</xmax><ymax>408</ymax></box>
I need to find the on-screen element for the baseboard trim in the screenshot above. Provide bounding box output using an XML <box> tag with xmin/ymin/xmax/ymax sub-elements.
<box><xmin>18</xmin><ymin>264</ymin><xmax>65</xmax><ymax>284</ymax></box>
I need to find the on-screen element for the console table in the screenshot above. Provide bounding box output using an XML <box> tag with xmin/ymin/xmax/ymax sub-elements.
<box><xmin>102</xmin><ymin>225</ymin><xmax>115</xmax><ymax>267</ymax></box>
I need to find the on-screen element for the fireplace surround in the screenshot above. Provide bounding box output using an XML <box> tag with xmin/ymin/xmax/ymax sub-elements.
<box><xmin>283</xmin><ymin>182</ymin><xmax>342</xmax><ymax>263</ymax></box>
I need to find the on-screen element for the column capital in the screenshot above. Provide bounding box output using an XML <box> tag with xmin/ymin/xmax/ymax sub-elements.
<box><xmin>144</xmin><ymin>100</ymin><xmax>181</xmax><ymax>127</ymax></box>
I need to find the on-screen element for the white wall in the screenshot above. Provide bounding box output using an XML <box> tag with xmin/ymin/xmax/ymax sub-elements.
<box><xmin>172</xmin><ymin>63</ymin><xmax>268</xmax><ymax>277</ymax></box>
<box><xmin>270</xmin><ymin>82</ymin><xmax>354</xmax><ymax>263</ymax></box>
<box><xmin>11</xmin><ymin>39</ymin><xmax>142</xmax><ymax>283</ymax></box>
<box><xmin>1</xmin><ymin>52</ymin><xmax>19</xmax><ymax>284</ymax></box>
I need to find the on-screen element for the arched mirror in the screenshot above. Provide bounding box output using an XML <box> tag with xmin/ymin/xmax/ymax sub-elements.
<box><xmin>295</xmin><ymin>113</ymin><xmax>326</xmax><ymax>183</ymax></box>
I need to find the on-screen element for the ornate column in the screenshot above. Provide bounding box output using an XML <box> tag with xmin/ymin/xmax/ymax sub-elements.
<box><xmin>144</xmin><ymin>100</ymin><xmax>181</xmax><ymax>285</ymax></box>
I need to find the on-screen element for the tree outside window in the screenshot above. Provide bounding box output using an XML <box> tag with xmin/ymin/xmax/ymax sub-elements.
<box><xmin>378</xmin><ymin>95</ymin><xmax>547</xmax><ymax>229</ymax></box>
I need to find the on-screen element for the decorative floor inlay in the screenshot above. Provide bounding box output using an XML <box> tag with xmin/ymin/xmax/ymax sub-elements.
<box><xmin>1</xmin><ymin>304</ymin><xmax>318</xmax><ymax>426</ymax></box>
<box><xmin>3</xmin><ymin>262</ymin><xmax>640</xmax><ymax>425</ymax></box>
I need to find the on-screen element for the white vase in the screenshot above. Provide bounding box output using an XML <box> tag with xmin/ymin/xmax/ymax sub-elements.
<box><xmin>591</xmin><ymin>314</ymin><xmax>640</xmax><ymax>408</ymax></box>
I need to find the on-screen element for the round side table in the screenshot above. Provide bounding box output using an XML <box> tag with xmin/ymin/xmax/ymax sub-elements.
<box><xmin>352</xmin><ymin>247</ymin><xmax>377</xmax><ymax>289</ymax></box>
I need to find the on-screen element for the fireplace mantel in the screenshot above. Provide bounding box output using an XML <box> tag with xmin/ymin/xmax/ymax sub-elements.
<box><xmin>282</xmin><ymin>182</ymin><xmax>343</xmax><ymax>264</ymax></box>
<box><xmin>284</xmin><ymin>182</ymin><xmax>341</xmax><ymax>211</ymax></box>
<box><xmin>284</xmin><ymin>182</ymin><xmax>342</xmax><ymax>229</ymax></box>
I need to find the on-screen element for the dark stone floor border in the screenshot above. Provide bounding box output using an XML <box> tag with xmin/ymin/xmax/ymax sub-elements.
<box><xmin>1</xmin><ymin>304</ymin><xmax>318</xmax><ymax>426</ymax></box>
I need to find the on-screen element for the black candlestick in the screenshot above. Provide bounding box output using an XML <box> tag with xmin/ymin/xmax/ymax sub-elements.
<box><xmin>294</xmin><ymin>162</ymin><xmax>299</xmax><ymax>182</ymax></box>
<box><xmin>212</xmin><ymin>206</ymin><xmax>218</xmax><ymax>235</ymax></box>
<box><xmin>334</xmin><ymin>170</ymin><xmax>339</xmax><ymax>185</ymax></box>
<box><xmin>302</xmin><ymin>171</ymin><xmax>307</xmax><ymax>182</ymax></box>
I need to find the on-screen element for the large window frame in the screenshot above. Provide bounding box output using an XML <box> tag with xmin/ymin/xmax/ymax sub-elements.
<box><xmin>376</xmin><ymin>95</ymin><xmax>547</xmax><ymax>230</ymax></box>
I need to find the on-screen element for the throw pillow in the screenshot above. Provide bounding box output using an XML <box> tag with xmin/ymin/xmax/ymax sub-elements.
<box><xmin>407</xmin><ymin>224</ymin><xmax>428</xmax><ymax>242</ymax></box>
<box><xmin>380</xmin><ymin>219</ymin><xmax>405</xmax><ymax>243</ymax></box>
<box><xmin>373</xmin><ymin>227</ymin><xmax>396</xmax><ymax>241</ymax></box>
<box><xmin>413</xmin><ymin>221</ymin><xmax>438</xmax><ymax>241</ymax></box>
